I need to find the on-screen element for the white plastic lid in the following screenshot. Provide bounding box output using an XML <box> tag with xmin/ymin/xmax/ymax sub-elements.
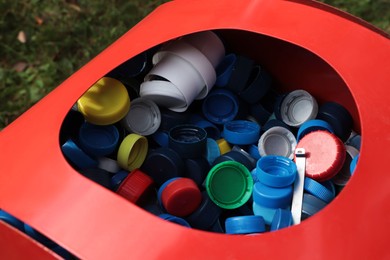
<box><xmin>122</xmin><ymin>97</ymin><xmax>161</xmax><ymax>136</ymax></box>
<box><xmin>139</xmin><ymin>80</ymin><xmax>187</xmax><ymax>112</ymax></box>
<box><xmin>280</xmin><ymin>90</ymin><xmax>318</xmax><ymax>127</ymax></box>
<box><xmin>258</xmin><ymin>126</ymin><xmax>297</xmax><ymax>159</ymax></box>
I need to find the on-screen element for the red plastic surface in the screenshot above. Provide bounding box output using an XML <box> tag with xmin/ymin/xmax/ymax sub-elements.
<box><xmin>116</xmin><ymin>169</ymin><xmax>154</xmax><ymax>204</ymax></box>
<box><xmin>296</xmin><ymin>130</ymin><xmax>346</xmax><ymax>181</ymax></box>
<box><xmin>0</xmin><ymin>0</ymin><xmax>389</xmax><ymax>259</ymax></box>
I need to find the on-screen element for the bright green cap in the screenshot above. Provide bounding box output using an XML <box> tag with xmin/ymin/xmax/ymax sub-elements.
<box><xmin>205</xmin><ymin>161</ymin><xmax>253</xmax><ymax>209</ymax></box>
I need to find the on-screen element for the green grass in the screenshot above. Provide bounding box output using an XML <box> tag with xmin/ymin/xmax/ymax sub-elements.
<box><xmin>0</xmin><ymin>0</ymin><xmax>389</xmax><ymax>129</ymax></box>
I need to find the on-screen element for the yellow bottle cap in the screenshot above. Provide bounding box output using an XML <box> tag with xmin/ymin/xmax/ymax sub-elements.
<box><xmin>216</xmin><ymin>138</ymin><xmax>231</xmax><ymax>155</ymax></box>
<box><xmin>77</xmin><ymin>77</ymin><xmax>130</xmax><ymax>125</ymax></box>
<box><xmin>117</xmin><ymin>134</ymin><xmax>148</xmax><ymax>171</ymax></box>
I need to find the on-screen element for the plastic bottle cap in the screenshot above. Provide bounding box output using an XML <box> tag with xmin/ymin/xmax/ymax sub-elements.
<box><xmin>258</xmin><ymin>126</ymin><xmax>297</xmax><ymax>159</ymax></box>
<box><xmin>216</xmin><ymin>138</ymin><xmax>232</xmax><ymax>155</ymax></box>
<box><xmin>256</xmin><ymin>155</ymin><xmax>297</xmax><ymax>188</ymax></box>
<box><xmin>151</xmin><ymin>131</ymin><xmax>169</xmax><ymax>148</ymax></box>
<box><xmin>262</xmin><ymin>119</ymin><xmax>291</xmax><ymax>134</ymax></box>
<box><xmin>250</xmin><ymin>103</ymin><xmax>272</xmax><ymax>126</ymax></box>
<box><xmin>270</xmin><ymin>208</ymin><xmax>293</xmax><ymax>231</ymax></box>
<box><xmin>252</xmin><ymin>182</ymin><xmax>293</xmax><ymax>209</ymax></box>
<box><xmin>206</xmin><ymin>161</ymin><xmax>253</xmax><ymax>209</ymax></box>
<box><xmin>141</xmin><ymin>147</ymin><xmax>184</xmax><ymax>186</ymax></box>
<box><xmin>215</xmin><ymin>53</ymin><xmax>237</xmax><ymax>87</ymax></box>
<box><xmin>350</xmin><ymin>154</ymin><xmax>359</xmax><ymax>176</ymax></box>
<box><xmin>316</xmin><ymin>102</ymin><xmax>353</xmax><ymax>142</ymax></box>
<box><xmin>185</xmin><ymin>191</ymin><xmax>222</xmax><ymax>230</ymax></box>
<box><xmin>78</xmin><ymin>122</ymin><xmax>119</xmax><ymax>157</ymax></box>
<box><xmin>116</xmin><ymin>169</ymin><xmax>154</xmax><ymax>204</ymax></box>
<box><xmin>147</xmin><ymin>52</ymin><xmax>206</xmax><ymax>109</ymax></box>
<box><xmin>331</xmin><ymin>145</ymin><xmax>359</xmax><ymax>186</ymax></box>
<box><xmin>304</xmin><ymin>177</ymin><xmax>334</xmax><ymax>203</ymax></box>
<box><xmin>226</xmin><ymin>55</ymin><xmax>255</xmax><ymax>94</ymax></box>
<box><xmin>122</xmin><ymin>97</ymin><xmax>161</xmax><ymax>136</ymax></box>
<box><xmin>223</xmin><ymin>120</ymin><xmax>261</xmax><ymax>145</ymax></box>
<box><xmin>204</xmin><ymin>138</ymin><xmax>221</xmax><ymax>165</ymax></box>
<box><xmin>346</xmin><ymin>132</ymin><xmax>361</xmax><ymax>151</ymax></box>
<box><xmin>193</xmin><ymin>119</ymin><xmax>221</xmax><ymax>140</ymax></box>
<box><xmin>252</xmin><ymin>202</ymin><xmax>279</xmax><ymax>225</ymax></box>
<box><xmin>140</xmin><ymin>80</ymin><xmax>187</xmax><ymax>111</ymax></box>
<box><xmin>231</xmin><ymin>146</ymin><xmax>257</xmax><ymax>169</ymax></box>
<box><xmin>77</xmin><ymin>77</ymin><xmax>130</xmax><ymax>125</ymax></box>
<box><xmin>181</xmin><ymin>30</ymin><xmax>225</xmax><ymax>68</ymax></box>
<box><xmin>320</xmin><ymin>180</ymin><xmax>336</xmax><ymax>197</ymax></box>
<box><xmin>161</xmin><ymin>177</ymin><xmax>202</xmax><ymax>217</ymax></box>
<box><xmin>184</xmin><ymin>157</ymin><xmax>210</xmax><ymax>187</ymax></box>
<box><xmin>202</xmin><ymin>89</ymin><xmax>239</xmax><ymax>125</ymax></box>
<box><xmin>251</xmin><ymin>168</ymin><xmax>259</xmax><ymax>183</ymax></box>
<box><xmin>117</xmin><ymin>134</ymin><xmax>148</xmax><ymax>171</ymax></box>
<box><xmin>158</xmin><ymin>177</ymin><xmax>181</xmax><ymax>206</ymax></box>
<box><xmin>158</xmin><ymin>213</ymin><xmax>191</xmax><ymax>228</ymax></box>
<box><xmin>295</xmin><ymin>130</ymin><xmax>346</xmax><ymax>182</ymax></box>
<box><xmin>111</xmin><ymin>170</ymin><xmax>129</xmax><ymax>191</ymax></box>
<box><xmin>97</xmin><ymin>157</ymin><xmax>121</xmax><ymax>173</ymax></box>
<box><xmin>212</xmin><ymin>150</ymin><xmax>254</xmax><ymax>171</ymax></box>
<box><xmin>159</xmin><ymin>107</ymin><xmax>190</xmax><ymax>132</ymax></box>
<box><xmin>168</xmin><ymin>124</ymin><xmax>207</xmax><ymax>158</ymax></box>
<box><xmin>61</xmin><ymin>139</ymin><xmax>98</xmax><ymax>170</ymax></box>
<box><xmin>239</xmin><ymin>65</ymin><xmax>272</xmax><ymax>104</ymax></box>
<box><xmin>225</xmin><ymin>215</ymin><xmax>266</xmax><ymax>234</ymax></box>
<box><xmin>301</xmin><ymin>193</ymin><xmax>328</xmax><ymax>220</ymax></box>
<box><xmin>248</xmin><ymin>144</ymin><xmax>261</xmax><ymax>160</ymax></box>
<box><xmin>297</xmin><ymin>119</ymin><xmax>334</xmax><ymax>141</ymax></box>
<box><xmin>280</xmin><ymin>90</ymin><xmax>318</xmax><ymax>127</ymax></box>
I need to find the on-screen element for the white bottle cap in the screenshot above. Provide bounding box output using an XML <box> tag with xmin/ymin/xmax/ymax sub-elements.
<box><xmin>122</xmin><ymin>97</ymin><xmax>161</xmax><ymax>136</ymax></box>
<box><xmin>280</xmin><ymin>90</ymin><xmax>318</xmax><ymax>127</ymax></box>
<box><xmin>258</xmin><ymin>126</ymin><xmax>297</xmax><ymax>159</ymax></box>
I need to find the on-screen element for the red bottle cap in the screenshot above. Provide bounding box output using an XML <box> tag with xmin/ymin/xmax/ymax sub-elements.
<box><xmin>161</xmin><ymin>178</ymin><xmax>202</xmax><ymax>217</ymax></box>
<box><xmin>295</xmin><ymin>130</ymin><xmax>346</xmax><ymax>182</ymax></box>
<box><xmin>116</xmin><ymin>169</ymin><xmax>154</xmax><ymax>204</ymax></box>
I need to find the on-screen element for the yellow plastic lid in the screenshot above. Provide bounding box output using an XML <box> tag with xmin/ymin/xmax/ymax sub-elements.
<box><xmin>77</xmin><ymin>77</ymin><xmax>131</xmax><ymax>125</ymax></box>
<box><xmin>117</xmin><ymin>134</ymin><xmax>148</xmax><ymax>171</ymax></box>
<box><xmin>216</xmin><ymin>138</ymin><xmax>231</xmax><ymax>155</ymax></box>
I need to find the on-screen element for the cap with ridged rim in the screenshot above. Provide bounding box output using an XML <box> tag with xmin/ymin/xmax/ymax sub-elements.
<box><xmin>225</xmin><ymin>215</ymin><xmax>266</xmax><ymax>234</ymax></box>
<box><xmin>256</xmin><ymin>155</ymin><xmax>297</xmax><ymax>188</ymax></box>
<box><xmin>270</xmin><ymin>208</ymin><xmax>293</xmax><ymax>231</ymax></box>
<box><xmin>116</xmin><ymin>169</ymin><xmax>154</xmax><ymax>204</ymax></box>
<box><xmin>117</xmin><ymin>134</ymin><xmax>148</xmax><ymax>171</ymax></box>
<box><xmin>304</xmin><ymin>177</ymin><xmax>334</xmax><ymax>203</ymax></box>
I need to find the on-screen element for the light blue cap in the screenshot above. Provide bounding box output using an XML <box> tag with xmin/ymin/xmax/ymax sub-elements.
<box><xmin>223</xmin><ymin>120</ymin><xmax>261</xmax><ymax>145</ymax></box>
<box><xmin>350</xmin><ymin>154</ymin><xmax>359</xmax><ymax>175</ymax></box>
<box><xmin>225</xmin><ymin>215</ymin><xmax>266</xmax><ymax>234</ymax></box>
<box><xmin>158</xmin><ymin>213</ymin><xmax>191</xmax><ymax>228</ymax></box>
<box><xmin>256</xmin><ymin>155</ymin><xmax>297</xmax><ymax>188</ymax></box>
<box><xmin>252</xmin><ymin>182</ymin><xmax>293</xmax><ymax>209</ymax></box>
<box><xmin>270</xmin><ymin>208</ymin><xmax>293</xmax><ymax>231</ymax></box>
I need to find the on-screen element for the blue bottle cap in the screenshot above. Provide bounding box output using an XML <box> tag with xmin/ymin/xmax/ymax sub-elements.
<box><xmin>346</xmin><ymin>132</ymin><xmax>361</xmax><ymax>151</ymax></box>
<box><xmin>184</xmin><ymin>157</ymin><xmax>210</xmax><ymax>187</ymax></box>
<box><xmin>185</xmin><ymin>191</ymin><xmax>222</xmax><ymax>230</ymax></box>
<box><xmin>78</xmin><ymin>122</ymin><xmax>119</xmax><ymax>157</ymax></box>
<box><xmin>24</xmin><ymin>224</ymin><xmax>56</xmax><ymax>248</ymax></box>
<box><xmin>256</xmin><ymin>155</ymin><xmax>297</xmax><ymax>188</ymax></box>
<box><xmin>204</xmin><ymin>138</ymin><xmax>221</xmax><ymax>165</ymax></box>
<box><xmin>320</xmin><ymin>180</ymin><xmax>336</xmax><ymax>197</ymax></box>
<box><xmin>193</xmin><ymin>119</ymin><xmax>221</xmax><ymax>140</ymax></box>
<box><xmin>262</xmin><ymin>119</ymin><xmax>291</xmax><ymax>134</ymax></box>
<box><xmin>316</xmin><ymin>101</ymin><xmax>353</xmax><ymax>142</ymax></box>
<box><xmin>209</xmin><ymin>218</ymin><xmax>225</xmax><ymax>233</ymax></box>
<box><xmin>226</xmin><ymin>55</ymin><xmax>255</xmax><ymax>94</ymax></box>
<box><xmin>251</xmin><ymin>168</ymin><xmax>259</xmax><ymax>183</ymax></box>
<box><xmin>0</xmin><ymin>210</ymin><xmax>24</xmax><ymax>232</ymax></box>
<box><xmin>61</xmin><ymin>139</ymin><xmax>98</xmax><ymax>170</ymax></box>
<box><xmin>225</xmin><ymin>215</ymin><xmax>266</xmax><ymax>234</ymax></box>
<box><xmin>151</xmin><ymin>131</ymin><xmax>169</xmax><ymax>148</ymax></box>
<box><xmin>331</xmin><ymin>144</ymin><xmax>359</xmax><ymax>186</ymax></box>
<box><xmin>59</xmin><ymin>109</ymin><xmax>85</xmax><ymax>145</ymax></box>
<box><xmin>270</xmin><ymin>208</ymin><xmax>293</xmax><ymax>231</ymax></box>
<box><xmin>212</xmin><ymin>150</ymin><xmax>254</xmax><ymax>171</ymax></box>
<box><xmin>110</xmin><ymin>170</ymin><xmax>129</xmax><ymax>191</ymax></box>
<box><xmin>252</xmin><ymin>182</ymin><xmax>293</xmax><ymax>209</ymax></box>
<box><xmin>158</xmin><ymin>107</ymin><xmax>190</xmax><ymax>132</ymax></box>
<box><xmin>80</xmin><ymin>168</ymin><xmax>112</xmax><ymax>189</ymax></box>
<box><xmin>168</xmin><ymin>124</ymin><xmax>207</xmax><ymax>159</ymax></box>
<box><xmin>141</xmin><ymin>147</ymin><xmax>184</xmax><ymax>186</ymax></box>
<box><xmin>223</xmin><ymin>120</ymin><xmax>261</xmax><ymax>145</ymax></box>
<box><xmin>301</xmin><ymin>193</ymin><xmax>328</xmax><ymax>220</ymax></box>
<box><xmin>350</xmin><ymin>154</ymin><xmax>359</xmax><ymax>175</ymax></box>
<box><xmin>252</xmin><ymin>202</ymin><xmax>278</xmax><ymax>225</ymax></box>
<box><xmin>158</xmin><ymin>214</ymin><xmax>191</xmax><ymax>228</ymax></box>
<box><xmin>304</xmin><ymin>177</ymin><xmax>334</xmax><ymax>203</ymax></box>
<box><xmin>250</xmin><ymin>103</ymin><xmax>272</xmax><ymax>126</ymax></box>
<box><xmin>202</xmin><ymin>89</ymin><xmax>239</xmax><ymax>125</ymax></box>
<box><xmin>297</xmin><ymin>119</ymin><xmax>334</xmax><ymax>141</ymax></box>
<box><xmin>258</xmin><ymin>126</ymin><xmax>297</xmax><ymax>159</ymax></box>
<box><xmin>239</xmin><ymin>65</ymin><xmax>272</xmax><ymax>104</ymax></box>
<box><xmin>248</xmin><ymin>144</ymin><xmax>261</xmax><ymax>160</ymax></box>
<box><xmin>231</xmin><ymin>146</ymin><xmax>257</xmax><ymax>169</ymax></box>
<box><xmin>215</xmin><ymin>53</ymin><xmax>237</xmax><ymax>87</ymax></box>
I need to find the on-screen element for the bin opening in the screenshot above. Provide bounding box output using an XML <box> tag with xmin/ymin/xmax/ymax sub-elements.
<box><xmin>59</xmin><ymin>29</ymin><xmax>361</xmax><ymax>235</ymax></box>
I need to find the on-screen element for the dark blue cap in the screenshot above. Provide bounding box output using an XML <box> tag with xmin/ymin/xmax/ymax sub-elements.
<box><xmin>212</xmin><ymin>150</ymin><xmax>254</xmax><ymax>171</ymax></box>
<box><xmin>262</xmin><ymin>119</ymin><xmax>291</xmax><ymax>134</ymax></box>
<box><xmin>202</xmin><ymin>89</ymin><xmax>239</xmax><ymax>125</ymax></box>
<box><xmin>151</xmin><ymin>130</ymin><xmax>169</xmax><ymax>148</ymax></box>
<box><xmin>158</xmin><ymin>214</ymin><xmax>191</xmax><ymax>228</ymax></box>
<box><xmin>185</xmin><ymin>191</ymin><xmax>222</xmax><ymax>230</ymax></box>
<box><xmin>250</xmin><ymin>103</ymin><xmax>272</xmax><ymax>126</ymax></box>
<box><xmin>168</xmin><ymin>124</ymin><xmax>207</xmax><ymax>159</ymax></box>
<box><xmin>0</xmin><ymin>209</ymin><xmax>24</xmax><ymax>232</ymax></box>
<box><xmin>239</xmin><ymin>65</ymin><xmax>272</xmax><ymax>104</ymax></box>
<box><xmin>270</xmin><ymin>208</ymin><xmax>292</xmax><ymax>231</ymax></box>
<box><xmin>316</xmin><ymin>102</ymin><xmax>353</xmax><ymax>142</ymax></box>
<box><xmin>59</xmin><ymin>109</ymin><xmax>85</xmax><ymax>145</ymax></box>
<box><xmin>215</xmin><ymin>53</ymin><xmax>237</xmax><ymax>87</ymax></box>
<box><xmin>141</xmin><ymin>147</ymin><xmax>184</xmax><ymax>186</ymax></box>
<box><xmin>225</xmin><ymin>55</ymin><xmax>255</xmax><ymax>94</ymax></box>
<box><xmin>184</xmin><ymin>157</ymin><xmax>210</xmax><ymax>187</ymax></box>
<box><xmin>111</xmin><ymin>170</ymin><xmax>130</xmax><ymax>191</ymax></box>
<box><xmin>159</xmin><ymin>107</ymin><xmax>190</xmax><ymax>132</ymax></box>
<box><xmin>225</xmin><ymin>215</ymin><xmax>266</xmax><ymax>234</ymax></box>
<box><xmin>61</xmin><ymin>139</ymin><xmax>98</xmax><ymax>170</ymax></box>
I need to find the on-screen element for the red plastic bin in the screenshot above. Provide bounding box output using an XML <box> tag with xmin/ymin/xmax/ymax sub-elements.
<box><xmin>1</xmin><ymin>0</ymin><xmax>389</xmax><ymax>259</ymax></box>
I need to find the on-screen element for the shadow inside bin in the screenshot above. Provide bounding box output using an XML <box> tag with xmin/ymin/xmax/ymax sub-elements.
<box><xmin>59</xmin><ymin>29</ymin><xmax>360</xmax><ymax>235</ymax></box>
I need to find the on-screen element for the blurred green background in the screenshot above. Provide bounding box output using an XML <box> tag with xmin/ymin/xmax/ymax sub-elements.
<box><xmin>1</xmin><ymin>0</ymin><xmax>389</xmax><ymax>129</ymax></box>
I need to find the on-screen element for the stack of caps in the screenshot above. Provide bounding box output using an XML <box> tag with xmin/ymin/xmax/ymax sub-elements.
<box><xmin>60</xmin><ymin>30</ymin><xmax>361</xmax><ymax>235</ymax></box>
